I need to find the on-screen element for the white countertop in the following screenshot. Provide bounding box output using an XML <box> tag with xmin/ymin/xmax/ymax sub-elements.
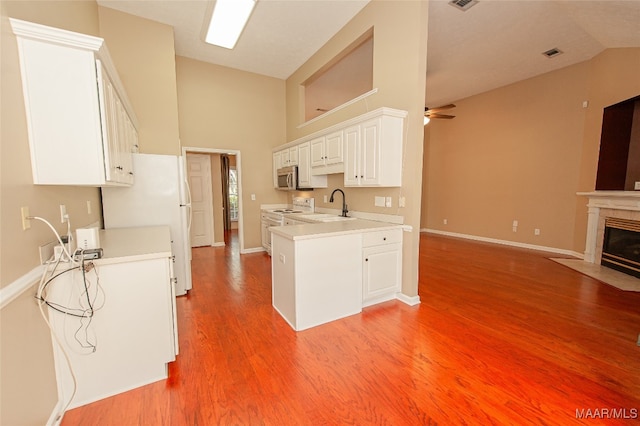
<box><xmin>96</xmin><ymin>226</ymin><xmax>172</xmax><ymax>265</ymax></box>
<box><xmin>269</xmin><ymin>219</ymin><xmax>403</xmax><ymax>241</ymax></box>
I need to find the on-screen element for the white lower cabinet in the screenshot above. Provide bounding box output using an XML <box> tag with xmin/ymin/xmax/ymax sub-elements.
<box><xmin>362</xmin><ymin>229</ymin><xmax>403</xmax><ymax>306</ymax></box>
<box><xmin>271</xmin><ymin>225</ymin><xmax>404</xmax><ymax>331</ymax></box>
<box><xmin>271</xmin><ymin>233</ymin><xmax>362</xmax><ymax>331</ymax></box>
<box><xmin>46</xmin><ymin>227</ymin><xmax>177</xmax><ymax>409</ymax></box>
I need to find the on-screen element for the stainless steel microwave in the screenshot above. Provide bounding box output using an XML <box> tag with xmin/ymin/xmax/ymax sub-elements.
<box><xmin>276</xmin><ymin>166</ymin><xmax>298</xmax><ymax>190</ymax></box>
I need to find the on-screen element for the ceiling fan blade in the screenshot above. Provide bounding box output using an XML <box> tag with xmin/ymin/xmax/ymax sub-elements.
<box><xmin>426</xmin><ymin>103</ymin><xmax>456</xmax><ymax>113</ymax></box>
<box><xmin>425</xmin><ymin>112</ymin><xmax>455</xmax><ymax>119</ymax></box>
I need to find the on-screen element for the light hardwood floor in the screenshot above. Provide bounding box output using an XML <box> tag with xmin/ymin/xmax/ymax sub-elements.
<box><xmin>62</xmin><ymin>232</ymin><xmax>640</xmax><ymax>425</ymax></box>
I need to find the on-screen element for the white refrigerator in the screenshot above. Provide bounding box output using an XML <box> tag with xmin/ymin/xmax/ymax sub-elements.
<box><xmin>101</xmin><ymin>153</ymin><xmax>192</xmax><ymax>295</ymax></box>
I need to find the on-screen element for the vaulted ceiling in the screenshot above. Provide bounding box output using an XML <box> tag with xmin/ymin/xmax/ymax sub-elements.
<box><xmin>97</xmin><ymin>0</ymin><xmax>640</xmax><ymax>108</ymax></box>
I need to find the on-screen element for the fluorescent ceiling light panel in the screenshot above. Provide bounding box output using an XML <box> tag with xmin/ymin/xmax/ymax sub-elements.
<box><xmin>206</xmin><ymin>0</ymin><xmax>256</xmax><ymax>49</ymax></box>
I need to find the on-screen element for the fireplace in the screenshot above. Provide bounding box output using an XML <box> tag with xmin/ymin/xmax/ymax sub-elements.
<box><xmin>602</xmin><ymin>217</ymin><xmax>640</xmax><ymax>278</ymax></box>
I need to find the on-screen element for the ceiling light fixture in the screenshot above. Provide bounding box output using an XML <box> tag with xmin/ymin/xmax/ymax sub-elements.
<box><xmin>205</xmin><ymin>0</ymin><xmax>257</xmax><ymax>49</ymax></box>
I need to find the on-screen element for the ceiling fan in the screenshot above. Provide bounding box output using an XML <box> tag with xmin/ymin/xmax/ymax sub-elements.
<box><xmin>424</xmin><ymin>104</ymin><xmax>456</xmax><ymax>124</ymax></box>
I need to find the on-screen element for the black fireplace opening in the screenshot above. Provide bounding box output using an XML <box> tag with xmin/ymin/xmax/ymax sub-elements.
<box><xmin>602</xmin><ymin>218</ymin><xmax>640</xmax><ymax>279</ymax></box>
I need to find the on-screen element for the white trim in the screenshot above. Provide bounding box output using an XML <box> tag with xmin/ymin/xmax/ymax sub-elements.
<box><xmin>0</xmin><ymin>265</ymin><xmax>43</xmax><ymax>309</ymax></box>
<box><xmin>211</xmin><ymin>242</ymin><xmax>226</xmax><ymax>247</ymax></box>
<box><xmin>297</xmin><ymin>88</ymin><xmax>379</xmax><ymax>129</ymax></box>
<box><xmin>241</xmin><ymin>247</ymin><xmax>266</xmax><ymax>254</ymax></box>
<box><xmin>10</xmin><ymin>18</ymin><xmax>103</xmax><ymax>51</ymax></box>
<box><xmin>182</xmin><ymin>147</ymin><xmax>245</xmax><ymax>254</ymax></box>
<box><xmin>422</xmin><ymin>229</ymin><xmax>583</xmax><ymax>258</ymax></box>
<box><xmin>47</xmin><ymin>399</ymin><xmax>65</xmax><ymax>426</ymax></box>
<box><xmin>396</xmin><ymin>293</ymin><xmax>421</xmax><ymax>306</ymax></box>
<box><xmin>282</xmin><ymin>106</ymin><xmax>407</xmax><ymax>151</ymax></box>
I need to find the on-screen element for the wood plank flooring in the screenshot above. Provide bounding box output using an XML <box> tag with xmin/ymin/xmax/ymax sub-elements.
<box><xmin>62</xmin><ymin>232</ymin><xmax>640</xmax><ymax>425</ymax></box>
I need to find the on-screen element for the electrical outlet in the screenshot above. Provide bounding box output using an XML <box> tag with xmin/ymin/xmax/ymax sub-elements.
<box><xmin>443</xmin><ymin>219</ymin><xmax>448</xmax><ymax>225</ymax></box>
<box><xmin>86</xmin><ymin>200</ymin><xmax>92</xmax><ymax>215</ymax></box>
<box><xmin>60</xmin><ymin>204</ymin><xmax>67</xmax><ymax>223</ymax></box>
<box><xmin>635</xmin><ymin>181</ymin><xmax>640</xmax><ymax>190</ymax></box>
<box><xmin>534</xmin><ymin>228</ymin><xmax>540</xmax><ymax>236</ymax></box>
<box><xmin>251</xmin><ymin>194</ymin><xmax>256</xmax><ymax>201</ymax></box>
<box><xmin>385</xmin><ymin>197</ymin><xmax>392</xmax><ymax>208</ymax></box>
<box><xmin>512</xmin><ymin>220</ymin><xmax>518</xmax><ymax>227</ymax></box>
<box><xmin>323</xmin><ymin>195</ymin><xmax>328</xmax><ymax>203</ymax></box>
<box><xmin>21</xmin><ymin>206</ymin><xmax>31</xmax><ymax>230</ymax></box>
<box><xmin>374</xmin><ymin>196</ymin><xmax>385</xmax><ymax>207</ymax></box>
<box><xmin>399</xmin><ymin>196</ymin><xmax>406</xmax><ymax>208</ymax></box>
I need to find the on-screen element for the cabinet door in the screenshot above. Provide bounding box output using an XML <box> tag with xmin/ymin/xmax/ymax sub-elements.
<box><xmin>97</xmin><ymin>62</ymin><xmax>120</xmax><ymax>183</ymax></box>
<box><xmin>273</xmin><ymin>151</ymin><xmax>282</xmax><ymax>188</ymax></box>
<box><xmin>280</xmin><ymin>149</ymin><xmax>290</xmax><ymax>166</ymax></box>
<box><xmin>363</xmin><ymin>243</ymin><xmax>402</xmax><ymax>303</ymax></box>
<box><xmin>361</xmin><ymin>118</ymin><xmax>381</xmax><ymax>185</ymax></box>
<box><xmin>261</xmin><ymin>221</ymin><xmax>270</xmax><ymax>250</ymax></box>
<box><xmin>310</xmin><ymin>136</ymin><xmax>326</xmax><ymax>167</ymax></box>
<box><xmin>344</xmin><ymin>125</ymin><xmax>360</xmax><ymax>186</ymax></box>
<box><xmin>289</xmin><ymin>146</ymin><xmax>299</xmax><ymax>166</ymax></box>
<box><xmin>298</xmin><ymin>142</ymin><xmax>311</xmax><ymax>188</ymax></box>
<box><xmin>325</xmin><ymin>131</ymin><xmax>343</xmax><ymax>165</ymax></box>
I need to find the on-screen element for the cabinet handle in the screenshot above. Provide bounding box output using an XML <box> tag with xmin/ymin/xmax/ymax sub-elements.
<box><xmin>383</xmin><ymin>237</ymin><xmax>387</xmax><ymax>241</ymax></box>
<box><xmin>365</xmin><ymin>258</ymin><xmax>368</xmax><ymax>262</ymax></box>
<box><xmin>360</xmin><ymin>175</ymin><xmax>363</xmax><ymax>178</ymax></box>
<box><xmin>129</xmin><ymin>172</ymin><xmax>134</xmax><ymax>175</ymax></box>
<box><xmin>116</xmin><ymin>166</ymin><xmax>123</xmax><ymax>170</ymax></box>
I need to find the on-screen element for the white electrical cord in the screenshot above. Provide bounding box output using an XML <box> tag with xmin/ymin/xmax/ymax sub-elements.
<box><xmin>28</xmin><ymin>216</ymin><xmax>76</xmax><ymax>263</ymax></box>
<box><xmin>36</xmin><ymin>259</ymin><xmax>78</xmax><ymax>414</ymax></box>
<box><xmin>30</xmin><ymin>214</ymin><xmax>81</xmax><ymax>412</ymax></box>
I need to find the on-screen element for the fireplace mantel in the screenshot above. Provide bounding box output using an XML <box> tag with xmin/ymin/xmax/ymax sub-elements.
<box><xmin>578</xmin><ymin>191</ymin><xmax>640</xmax><ymax>263</ymax></box>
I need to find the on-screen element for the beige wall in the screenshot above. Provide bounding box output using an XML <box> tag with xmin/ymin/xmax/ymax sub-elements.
<box><xmin>286</xmin><ymin>0</ymin><xmax>429</xmax><ymax>297</ymax></box>
<box><xmin>98</xmin><ymin>6</ymin><xmax>180</xmax><ymax>155</ymax></box>
<box><xmin>422</xmin><ymin>48</ymin><xmax>640</xmax><ymax>254</ymax></box>
<box><xmin>1</xmin><ymin>2</ymin><xmax>103</xmax><ymax>424</ymax></box>
<box><xmin>175</xmin><ymin>56</ymin><xmax>287</xmax><ymax>250</ymax></box>
<box><xmin>573</xmin><ymin>48</ymin><xmax>640</xmax><ymax>251</ymax></box>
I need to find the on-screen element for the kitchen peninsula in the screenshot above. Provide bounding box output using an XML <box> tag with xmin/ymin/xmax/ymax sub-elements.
<box><xmin>270</xmin><ymin>219</ymin><xmax>403</xmax><ymax>331</ymax></box>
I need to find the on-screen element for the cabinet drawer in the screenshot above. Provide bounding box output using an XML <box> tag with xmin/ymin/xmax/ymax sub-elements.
<box><xmin>362</xmin><ymin>229</ymin><xmax>402</xmax><ymax>247</ymax></box>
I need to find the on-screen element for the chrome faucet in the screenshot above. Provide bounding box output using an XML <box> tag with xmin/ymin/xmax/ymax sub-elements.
<box><xmin>329</xmin><ymin>189</ymin><xmax>349</xmax><ymax>217</ymax></box>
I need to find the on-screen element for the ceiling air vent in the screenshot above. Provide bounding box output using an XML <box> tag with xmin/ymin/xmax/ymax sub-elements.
<box><xmin>542</xmin><ymin>48</ymin><xmax>564</xmax><ymax>58</ymax></box>
<box><xmin>448</xmin><ymin>0</ymin><xmax>479</xmax><ymax>12</ymax></box>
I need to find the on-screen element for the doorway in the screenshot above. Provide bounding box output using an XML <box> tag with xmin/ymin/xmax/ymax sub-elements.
<box><xmin>183</xmin><ymin>147</ymin><xmax>245</xmax><ymax>253</ymax></box>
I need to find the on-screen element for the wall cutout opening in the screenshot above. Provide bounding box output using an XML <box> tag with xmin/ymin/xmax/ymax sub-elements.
<box><xmin>595</xmin><ymin>94</ymin><xmax>640</xmax><ymax>191</ymax></box>
<box><xmin>303</xmin><ymin>29</ymin><xmax>373</xmax><ymax>122</ymax></box>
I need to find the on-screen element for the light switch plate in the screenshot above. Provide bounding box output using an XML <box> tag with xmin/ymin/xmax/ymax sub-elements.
<box><xmin>374</xmin><ymin>196</ymin><xmax>385</xmax><ymax>207</ymax></box>
<box><xmin>385</xmin><ymin>197</ymin><xmax>392</xmax><ymax>207</ymax></box>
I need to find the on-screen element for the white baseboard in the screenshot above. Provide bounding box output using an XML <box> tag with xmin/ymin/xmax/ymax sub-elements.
<box><xmin>211</xmin><ymin>242</ymin><xmax>225</xmax><ymax>247</ymax></box>
<box><xmin>422</xmin><ymin>228</ymin><xmax>583</xmax><ymax>258</ymax></box>
<box><xmin>47</xmin><ymin>399</ymin><xmax>65</xmax><ymax>426</ymax></box>
<box><xmin>396</xmin><ymin>293</ymin><xmax>421</xmax><ymax>306</ymax></box>
<box><xmin>240</xmin><ymin>247</ymin><xmax>266</xmax><ymax>254</ymax></box>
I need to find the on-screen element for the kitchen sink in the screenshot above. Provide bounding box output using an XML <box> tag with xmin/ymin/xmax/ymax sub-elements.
<box><xmin>295</xmin><ymin>214</ymin><xmax>357</xmax><ymax>223</ymax></box>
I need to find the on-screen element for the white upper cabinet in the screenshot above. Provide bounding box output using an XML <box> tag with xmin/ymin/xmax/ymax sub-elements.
<box><xmin>272</xmin><ymin>107</ymin><xmax>406</xmax><ymax>188</ymax></box>
<box><xmin>10</xmin><ymin>18</ymin><xmax>138</xmax><ymax>186</ymax></box>
<box><xmin>310</xmin><ymin>131</ymin><xmax>344</xmax><ymax>175</ymax></box>
<box><xmin>298</xmin><ymin>142</ymin><xmax>327</xmax><ymax>189</ymax></box>
<box><xmin>344</xmin><ymin>113</ymin><xmax>404</xmax><ymax>187</ymax></box>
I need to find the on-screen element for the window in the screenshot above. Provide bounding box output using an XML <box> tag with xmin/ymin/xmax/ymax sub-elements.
<box><xmin>228</xmin><ymin>168</ymin><xmax>238</xmax><ymax>221</ymax></box>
